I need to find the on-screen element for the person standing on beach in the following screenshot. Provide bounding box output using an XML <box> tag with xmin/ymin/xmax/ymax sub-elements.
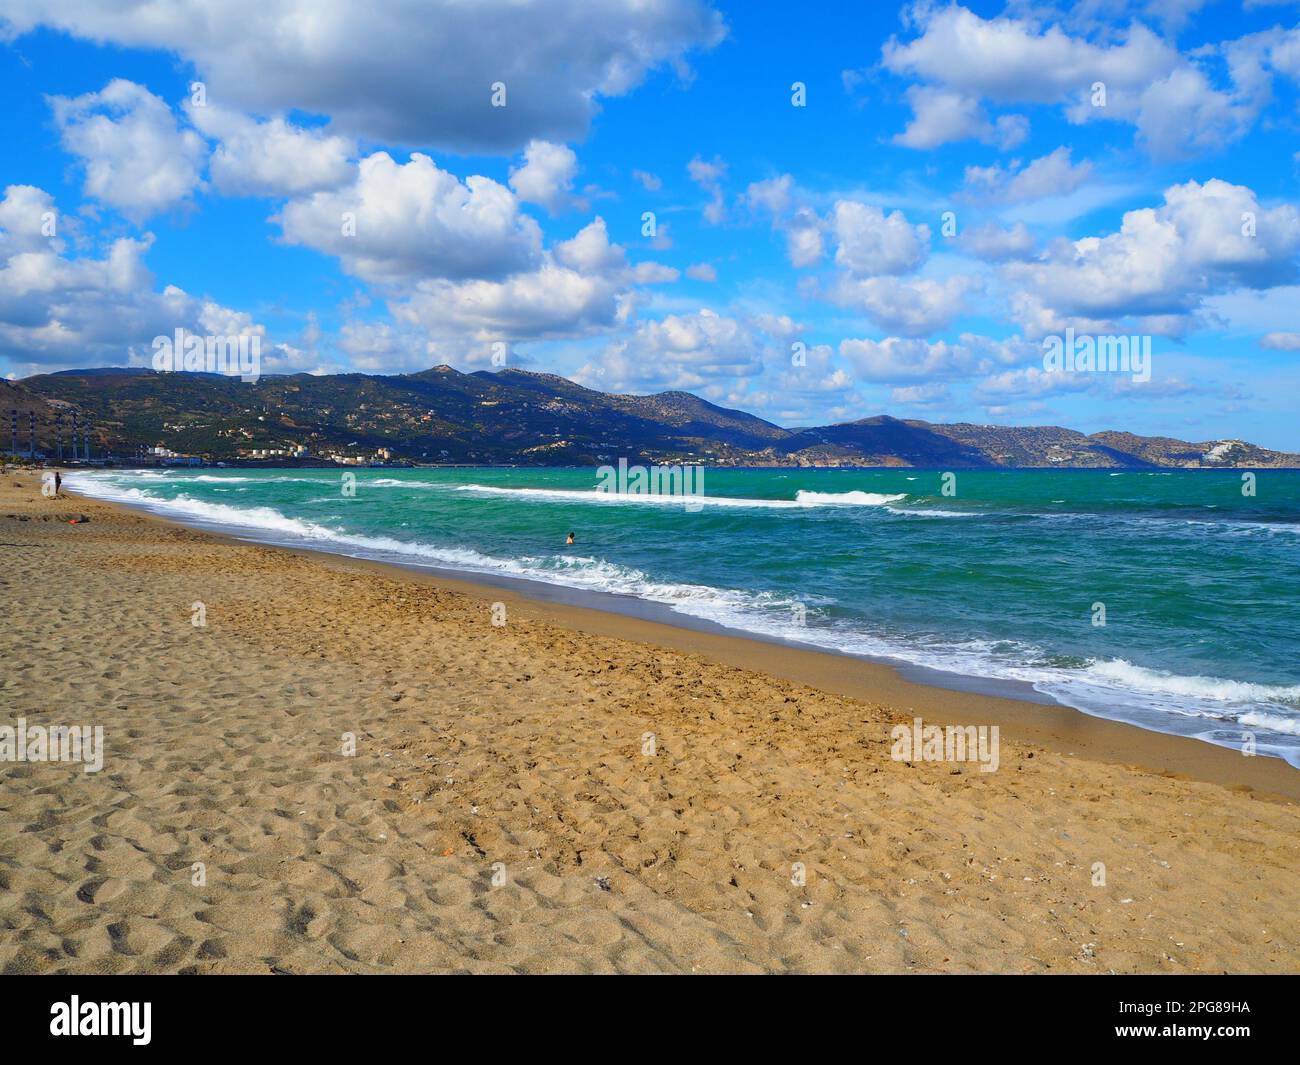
<box><xmin>54</xmin><ymin>471</ymin><xmax>61</xmax><ymax>497</ymax></box>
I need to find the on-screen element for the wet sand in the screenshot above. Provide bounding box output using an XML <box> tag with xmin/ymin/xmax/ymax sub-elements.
<box><xmin>1</xmin><ymin>471</ymin><xmax>1297</xmax><ymax>973</ymax></box>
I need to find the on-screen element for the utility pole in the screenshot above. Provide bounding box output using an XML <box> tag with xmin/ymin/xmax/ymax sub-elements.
<box><xmin>29</xmin><ymin>412</ymin><xmax>36</xmax><ymax>459</ymax></box>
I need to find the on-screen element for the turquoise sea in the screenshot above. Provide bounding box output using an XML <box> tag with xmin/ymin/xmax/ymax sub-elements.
<box><xmin>71</xmin><ymin>466</ymin><xmax>1300</xmax><ymax>767</ymax></box>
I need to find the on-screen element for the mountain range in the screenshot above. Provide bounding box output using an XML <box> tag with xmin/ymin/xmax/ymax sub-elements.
<box><xmin>6</xmin><ymin>366</ymin><xmax>1298</xmax><ymax>468</ymax></box>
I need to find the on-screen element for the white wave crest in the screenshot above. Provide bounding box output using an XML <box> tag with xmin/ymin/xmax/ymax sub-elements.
<box><xmin>1083</xmin><ymin>659</ymin><xmax>1300</xmax><ymax>706</ymax></box>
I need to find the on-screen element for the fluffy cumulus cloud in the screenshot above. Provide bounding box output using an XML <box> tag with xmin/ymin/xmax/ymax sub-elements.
<box><xmin>832</xmin><ymin>202</ymin><xmax>931</xmax><ymax>276</ymax></box>
<box><xmin>0</xmin><ymin>185</ymin><xmax>310</xmax><ymax>377</ymax></box>
<box><xmin>746</xmin><ymin>179</ymin><xmax>973</xmax><ymax>338</ymax></box>
<box><xmin>3</xmin><ymin>0</ymin><xmax>727</xmax><ymax>152</ymax></box>
<box><xmin>830</xmin><ymin>274</ymin><xmax>981</xmax><ymax>336</ymax></box>
<box><xmin>892</xmin><ymin>85</ymin><xmax>1028</xmax><ymax>150</ymax></box>
<box><xmin>577</xmin><ymin>308</ymin><xmax>801</xmax><ymax>393</ymax></box>
<box><xmin>389</xmin><ymin>218</ymin><xmax>641</xmax><ymax>355</ymax></box>
<box><xmin>883</xmin><ymin>6</ymin><xmax>1175</xmax><ymax>105</ymax></box>
<box><xmin>0</xmin><ymin>184</ymin><xmax>60</xmax><ymax>255</ymax></box>
<box><xmin>278</xmin><ymin>152</ymin><xmax>544</xmax><ymax>284</ymax></box>
<box><xmin>337</xmin><ymin>319</ymin><xmax>437</xmax><ymax>374</ymax></box>
<box><xmin>509</xmin><ymin>140</ymin><xmax>579</xmax><ymax>214</ymax></box>
<box><xmin>51</xmin><ymin>79</ymin><xmax>207</xmax><ymax>220</ymax></box>
<box><xmin>882</xmin><ymin>5</ymin><xmax>1267</xmax><ymax>158</ymax></box>
<box><xmin>1005</xmin><ymin>179</ymin><xmax>1300</xmax><ymax>336</ymax></box>
<box><xmin>784</xmin><ymin>209</ymin><xmax>827</xmax><ymax>268</ymax></box>
<box><xmin>187</xmin><ymin>104</ymin><xmax>355</xmax><ymax>198</ymax></box>
<box><xmin>277</xmin><ymin>148</ymin><xmax>678</xmax><ymax>356</ymax></box>
<box><xmin>747</xmin><ymin>181</ymin><xmax>935</xmax><ymax>278</ymax></box>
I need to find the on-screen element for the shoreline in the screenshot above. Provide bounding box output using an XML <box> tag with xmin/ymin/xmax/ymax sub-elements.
<box><xmin>5</xmin><ymin>469</ymin><xmax>1299</xmax><ymax>974</ymax></box>
<box><xmin>62</xmin><ymin>475</ymin><xmax>1300</xmax><ymax>803</ymax></box>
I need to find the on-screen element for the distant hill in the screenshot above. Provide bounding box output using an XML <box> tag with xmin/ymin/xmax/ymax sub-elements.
<box><xmin>11</xmin><ymin>365</ymin><xmax>1300</xmax><ymax>468</ymax></box>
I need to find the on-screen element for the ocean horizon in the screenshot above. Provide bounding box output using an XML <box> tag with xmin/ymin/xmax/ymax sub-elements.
<box><xmin>70</xmin><ymin>465</ymin><xmax>1300</xmax><ymax>768</ymax></box>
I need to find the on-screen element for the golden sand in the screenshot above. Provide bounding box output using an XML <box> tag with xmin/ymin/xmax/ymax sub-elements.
<box><xmin>1</xmin><ymin>472</ymin><xmax>1297</xmax><ymax>973</ymax></box>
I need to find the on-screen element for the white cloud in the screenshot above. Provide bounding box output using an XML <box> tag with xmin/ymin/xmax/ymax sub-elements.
<box><xmin>509</xmin><ymin>140</ymin><xmax>579</xmax><ymax>214</ymax></box>
<box><xmin>744</xmin><ymin>174</ymin><xmax>794</xmax><ymax>216</ymax></box>
<box><xmin>964</xmin><ymin>148</ymin><xmax>1093</xmax><ymax>204</ymax></box>
<box><xmin>51</xmin><ymin>79</ymin><xmax>206</xmax><ymax>220</ymax></box>
<box><xmin>840</xmin><ymin>336</ymin><xmax>974</xmax><ymax>382</ymax></box>
<box><xmin>686</xmin><ymin>263</ymin><xmax>717</xmax><ymax>281</ymax></box>
<box><xmin>957</xmin><ymin>221</ymin><xmax>1036</xmax><ymax>261</ymax></box>
<box><xmin>890</xmin><ymin>382</ymin><xmax>951</xmax><ymax>407</ymax></box>
<box><xmin>974</xmin><ymin>365</ymin><xmax>1095</xmax><ymax>402</ymax></box>
<box><xmin>1134</xmin><ymin>66</ymin><xmax>1256</xmax><ymax>159</ymax></box>
<box><xmin>1261</xmin><ymin>332</ymin><xmax>1300</xmax><ymax>351</ymax></box>
<box><xmin>892</xmin><ymin>86</ymin><xmax>1027</xmax><ymax>150</ymax></box>
<box><xmin>390</xmin><ymin>218</ymin><xmax>636</xmax><ymax>348</ymax></box>
<box><xmin>633</xmin><ymin>261</ymin><xmax>680</xmax><ymax>284</ymax></box>
<box><xmin>0</xmin><ymin>184</ymin><xmax>292</xmax><ymax>376</ymax></box>
<box><xmin>688</xmin><ymin>154</ymin><xmax>728</xmax><ymax>224</ymax></box>
<box><xmin>555</xmin><ymin>217</ymin><xmax>625</xmax><ymax>274</ymax></box>
<box><xmin>1006</xmin><ymin>178</ymin><xmax>1300</xmax><ymax>335</ymax></box>
<box><xmin>338</xmin><ymin>319</ymin><xmax>437</xmax><ymax>374</ymax></box>
<box><xmin>763</xmin><ymin>341</ymin><xmax>855</xmax><ymax>410</ymax></box>
<box><xmin>744</xmin><ymin>176</ymin><xmax>827</xmax><ymax>267</ymax></box>
<box><xmin>839</xmin><ymin>332</ymin><xmax>1029</xmax><ymax>383</ymax></box>
<box><xmin>0</xmin><ymin>185</ymin><xmax>62</xmax><ymax>254</ymax></box>
<box><xmin>278</xmin><ymin>151</ymin><xmax>543</xmax><ymax>284</ymax></box>
<box><xmin>7</xmin><ymin>0</ymin><xmax>727</xmax><ymax>153</ymax></box>
<box><xmin>832</xmin><ymin>201</ymin><xmax>931</xmax><ymax>277</ymax></box>
<box><xmin>785</xmin><ymin>209</ymin><xmax>826</xmax><ymax>268</ymax></box>
<box><xmin>882</xmin><ymin>5</ymin><xmax>1264</xmax><ymax>159</ymax></box>
<box><xmin>883</xmin><ymin>6</ymin><xmax>1176</xmax><ymax>104</ymax></box>
<box><xmin>831</xmin><ymin>275</ymin><xmax>979</xmax><ymax>336</ymax></box>
<box><xmin>752</xmin><ymin>313</ymin><xmax>802</xmax><ymax>340</ymax></box>
<box><xmin>590</xmin><ymin>308</ymin><xmax>768</xmax><ymax>391</ymax></box>
<box><xmin>188</xmin><ymin>104</ymin><xmax>354</xmax><ymax>198</ymax></box>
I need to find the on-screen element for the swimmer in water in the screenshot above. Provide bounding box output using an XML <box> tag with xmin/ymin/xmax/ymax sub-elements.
<box><xmin>565</xmin><ymin>531</ymin><xmax>575</xmax><ymax>545</ymax></box>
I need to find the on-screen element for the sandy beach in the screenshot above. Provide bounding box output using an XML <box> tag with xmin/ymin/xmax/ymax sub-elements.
<box><xmin>1</xmin><ymin>470</ymin><xmax>1298</xmax><ymax>974</ymax></box>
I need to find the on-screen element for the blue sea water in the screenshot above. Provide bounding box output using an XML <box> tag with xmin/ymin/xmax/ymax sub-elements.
<box><xmin>71</xmin><ymin>466</ymin><xmax>1300</xmax><ymax>767</ymax></box>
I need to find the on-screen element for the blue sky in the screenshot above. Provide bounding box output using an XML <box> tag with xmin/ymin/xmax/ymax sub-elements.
<box><xmin>1</xmin><ymin>1</ymin><xmax>1299</xmax><ymax>448</ymax></box>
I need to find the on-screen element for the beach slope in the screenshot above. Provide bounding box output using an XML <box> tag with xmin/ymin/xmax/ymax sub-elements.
<box><xmin>1</xmin><ymin>475</ymin><xmax>1297</xmax><ymax>974</ymax></box>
